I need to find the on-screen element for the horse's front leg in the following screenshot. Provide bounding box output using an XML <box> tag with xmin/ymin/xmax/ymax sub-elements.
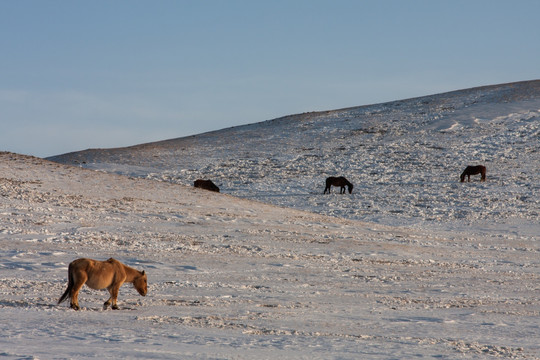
<box><xmin>105</xmin><ymin>284</ymin><xmax>121</xmax><ymax>310</ymax></box>
<box><xmin>103</xmin><ymin>294</ymin><xmax>112</xmax><ymax>310</ymax></box>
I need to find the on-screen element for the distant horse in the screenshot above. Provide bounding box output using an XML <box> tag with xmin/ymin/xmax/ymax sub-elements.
<box><xmin>460</xmin><ymin>165</ymin><xmax>486</xmax><ymax>182</ymax></box>
<box><xmin>58</xmin><ymin>258</ymin><xmax>147</xmax><ymax>310</ymax></box>
<box><xmin>194</xmin><ymin>179</ymin><xmax>220</xmax><ymax>192</ymax></box>
<box><xmin>324</xmin><ymin>176</ymin><xmax>353</xmax><ymax>194</ymax></box>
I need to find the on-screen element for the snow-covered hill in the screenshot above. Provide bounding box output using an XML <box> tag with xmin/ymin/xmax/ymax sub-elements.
<box><xmin>2</xmin><ymin>81</ymin><xmax>539</xmax><ymax>359</ymax></box>
<box><xmin>50</xmin><ymin>80</ymin><xmax>540</xmax><ymax>235</ymax></box>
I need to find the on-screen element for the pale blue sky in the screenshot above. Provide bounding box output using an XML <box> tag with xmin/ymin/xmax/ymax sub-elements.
<box><xmin>2</xmin><ymin>1</ymin><xmax>539</xmax><ymax>157</ymax></box>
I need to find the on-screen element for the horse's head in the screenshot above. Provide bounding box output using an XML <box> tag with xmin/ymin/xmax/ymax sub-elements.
<box><xmin>133</xmin><ymin>270</ymin><xmax>147</xmax><ymax>296</ymax></box>
<box><xmin>348</xmin><ymin>184</ymin><xmax>353</xmax><ymax>194</ymax></box>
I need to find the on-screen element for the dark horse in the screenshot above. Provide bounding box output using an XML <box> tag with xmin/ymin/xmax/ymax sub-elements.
<box><xmin>194</xmin><ymin>179</ymin><xmax>220</xmax><ymax>192</ymax></box>
<box><xmin>324</xmin><ymin>176</ymin><xmax>353</xmax><ymax>194</ymax></box>
<box><xmin>460</xmin><ymin>165</ymin><xmax>486</xmax><ymax>182</ymax></box>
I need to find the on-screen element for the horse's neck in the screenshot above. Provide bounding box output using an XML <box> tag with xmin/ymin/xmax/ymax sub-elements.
<box><xmin>122</xmin><ymin>265</ymin><xmax>139</xmax><ymax>282</ymax></box>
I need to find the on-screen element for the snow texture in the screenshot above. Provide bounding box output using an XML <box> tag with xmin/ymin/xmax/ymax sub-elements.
<box><xmin>2</xmin><ymin>80</ymin><xmax>540</xmax><ymax>359</ymax></box>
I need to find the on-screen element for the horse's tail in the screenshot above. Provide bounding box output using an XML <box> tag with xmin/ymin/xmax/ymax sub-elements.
<box><xmin>58</xmin><ymin>263</ymin><xmax>74</xmax><ymax>304</ymax></box>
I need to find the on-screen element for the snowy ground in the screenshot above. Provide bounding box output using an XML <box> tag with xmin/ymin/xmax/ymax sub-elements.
<box><xmin>2</xmin><ymin>81</ymin><xmax>540</xmax><ymax>359</ymax></box>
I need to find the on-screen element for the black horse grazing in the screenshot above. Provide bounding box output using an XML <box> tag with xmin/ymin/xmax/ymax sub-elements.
<box><xmin>460</xmin><ymin>165</ymin><xmax>486</xmax><ymax>182</ymax></box>
<box><xmin>324</xmin><ymin>176</ymin><xmax>353</xmax><ymax>194</ymax></box>
<box><xmin>194</xmin><ymin>179</ymin><xmax>220</xmax><ymax>192</ymax></box>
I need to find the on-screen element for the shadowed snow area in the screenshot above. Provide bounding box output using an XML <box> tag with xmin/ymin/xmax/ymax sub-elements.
<box><xmin>51</xmin><ymin>81</ymin><xmax>540</xmax><ymax>235</ymax></box>
<box><xmin>1</xmin><ymin>81</ymin><xmax>539</xmax><ymax>359</ymax></box>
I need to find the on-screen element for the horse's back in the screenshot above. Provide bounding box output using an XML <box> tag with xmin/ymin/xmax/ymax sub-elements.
<box><xmin>71</xmin><ymin>257</ymin><xmax>115</xmax><ymax>270</ymax></box>
<box><xmin>71</xmin><ymin>258</ymin><xmax>119</xmax><ymax>290</ymax></box>
<box><xmin>70</xmin><ymin>258</ymin><xmax>96</xmax><ymax>271</ymax></box>
<box><xmin>464</xmin><ymin>165</ymin><xmax>486</xmax><ymax>173</ymax></box>
<box><xmin>326</xmin><ymin>176</ymin><xmax>343</xmax><ymax>184</ymax></box>
<box><xmin>194</xmin><ymin>179</ymin><xmax>220</xmax><ymax>192</ymax></box>
<box><xmin>327</xmin><ymin>176</ymin><xmax>350</xmax><ymax>185</ymax></box>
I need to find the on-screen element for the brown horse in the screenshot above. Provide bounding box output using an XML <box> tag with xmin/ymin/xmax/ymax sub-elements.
<box><xmin>460</xmin><ymin>165</ymin><xmax>486</xmax><ymax>182</ymax></box>
<box><xmin>194</xmin><ymin>179</ymin><xmax>220</xmax><ymax>192</ymax></box>
<box><xmin>324</xmin><ymin>176</ymin><xmax>353</xmax><ymax>194</ymax></box>
<box><xmin>58</xmin><ymin>258</ymin><xmax>147</xmax><ymax>310</ymax></box>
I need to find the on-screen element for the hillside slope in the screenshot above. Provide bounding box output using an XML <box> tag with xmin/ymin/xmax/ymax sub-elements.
<box><xmin>49</xmin><ymin>80</ymin><xmax>540</xmax><ymax>233</ymax></box>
